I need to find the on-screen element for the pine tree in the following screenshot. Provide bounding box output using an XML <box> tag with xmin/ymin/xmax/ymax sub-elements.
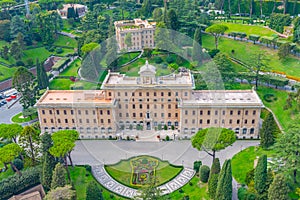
<box><xmin>36</xmin><ymin>59</ymin><xmax>49</xmax><ymax>89</ymax></box>
<box><xmin>51</xmin><ymin>163</ymin><xmax>66</xmax><ymax>189</ymax></box>
<box><xmin>166</xmin><ymin>9</ymin><xmax>179</xmax><ymax>31</ymax></box>
<box><xmin>86</xmin><ymin>181</ymin><xmax>103</xmax><ymax>200</ymax></box>
<box><xmin>216</xmin><ymin>159</ymin><xmax>232</xmax><ymax>200</ymax></box>
<box><xmin>268</xmin><ymin>174</ymin><xmax>289</xmax><ymax>200</ymax></box>
<box><xmin>254</xmin><ymin>155</ymin><xmax>267</xmax><ymax>195</ymax></box>
<box><xmin>260</xmin><ymin>113</ymin><xmax>277</xmax><ymax>149</ymax></box>
<box><xmin>208</xmin><ymin>158</ymin><xmax>221</xmax><ymax>199</ymax></box>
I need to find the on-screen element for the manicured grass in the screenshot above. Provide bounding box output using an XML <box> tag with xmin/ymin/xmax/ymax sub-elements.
<box><xmin>60</xmin><ymin>58</ymin><xmax>81</xmax><ymax>76</ymax></box>
<box><xmin>0</xmin><ymin>167</ymin><xmax>14</xmax><ymax>181</ymax></box>
<box><xmin>117</xmin><ymin>52</ymin><xmax>140</xmax><ymax>66</ymax></box>
<box><xmin>105</xmin><ymin>156</ymin><xmax>183</xmax><ymax>189</ymax></box>
<box><xmin>166</xmin><ymin>176</ymin><xmax>209</xmax><ymax>200</ymax></box>
<box><xmin>0</xmin><ymin>65</ymin><xmax>17</xmax><ymax>82</ymax></box>
<box><xmin>53</xmin><ymin>35</ymin><xmax>77</xmax><ymax>48</ymax></box>
<box><xmin>11</xmin><ymin>112</ymin><xmax>38</xmax><ymax>123</ymax></box>
<box><xmin>256</xmin><ymin>86</ymin><xmax>294</xmax><ymax>130</ymax></box>
<box><xmin>216</xmin><ymin>22</ymin><xmax>277</xmax><ymax>37</ymax></box>
<box><xmin>231</xmin><ymin>146</ymin><xmax>275</xmax><ymax>184</ymax></box>
<box><xmin>22</xmin><ymin>47</ymin><xmax>52</xmax><ymax>63</ymax></box>
<box><xmin>49</xmin><ymin>78</ymin><xmax>74</xmax><ymax>90</ymax></box>
<box><xmin>70</xmin><ymin>166</ymin><xmax>125</xmax><ymax>200</ymax></box>
<box><xmin>202</xmin><ymin>34</ymin><xmax>300</xmax><ymax>78</ymax></box>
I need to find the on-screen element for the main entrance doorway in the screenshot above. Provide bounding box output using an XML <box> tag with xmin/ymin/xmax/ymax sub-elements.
<box><xmin>146</xmin><ymin>122</ymin><xmax>151</xmax><ymax>130</ymax></box>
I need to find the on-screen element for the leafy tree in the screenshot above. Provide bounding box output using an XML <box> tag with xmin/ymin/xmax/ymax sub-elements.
<box><xmin>45</xmin><ymin>185</ymin><xmax>76</xmax><ymax>200</ymax></box>
<box><xmin>191</xmin><ymin>127</ymin><xmax>236</xmax><ymax>160</ymax></box>
<box><xmin>1</xmin><ymin>45</ymin><xmax>9</xmax><ymax>60</ymax></box>
<box><xmin>200</xmin><ymin>165</ymin><xmax>210</xmax><ymax>183</ymax></box>
<box><xmin>81</xmin><ymin>12</ymin><xmax>97</xmax><ymax>31</ymax></box>
<box><xmin>0</xmin><ymin>143</ymin><xmax>23</xmax><ymax>175</ymax></box>
<box><xmin>254</xmin><ymin>155</ymin><xmax>267</xmax><ymax>195</ymax></box>
<box><xmin>19</xmin><ymin>125</ymin><xmax>40</xmax><ymax>165</ymax></box>
<box><xmin>10</xmin><ymin>15</ymin><xmax>26</xmax><ymax>40</ymax></box>
<box><xmin>192</xmin><ymin>28</ymin><xmax>203</xmax><ymax>63</ymax></box>
<box><xmin>249</xmin><ymin>53</ymin><xmax>268</xmax><ymax>90</ymax></box>
<box><xmin>260</xmin><ymin>112</ymin><xmax>278</xmax><ymax>149</ymax></box>
<box><xmin>0</xmin><ymin>123</ymin><xmax>22</xmax><ymax>143</ymax></box>
<box><xmin>273</xmin><ymin>119</ymin><xmax>300</xmax><ymax>184</ymax></box>
<box><xmin>0</xmin><ymin>20</ymin><xmax>10</xmax><ymax>41</ymax></box>
<box><xmin>215</xmin><ymin>159</ymin><xmax>232</xmax><ymax>200</ymax></box>
<box><xmin>49</xmin><ymin>130</ymin><xmax>79</xmax><ymax>181</ymax></box>
<box><xmin>153</xmin><ymin>8</ymin><xmax>163</xmax><ymax>22</ymax></box>
<box><xmin>249</xmin><ymin>35</ymin><xmax>260</xmax><ymax>44</ymax></box>
<box><xmin>12</xmin><ymin>67</ymin><xmax>37</xmax><ymax>109</ymax></box>
<box><xmin>206</xmin><ymin>24</ymin><xmax>228</xmax><ymax>49</ymax></box>
<box><xmin>268</xmin><ymin>174</ymin><xmax>289</xmax><ymax>200</ymax></box>
<box><xmin>166</xmin><ymin>9</ymin><xmax>179</xmax><ymax>31</ymax></box>
<box><xmin>10</xmin><ymin>40</ymin><xmax>23</xmax><ymax>60</ymax></box>
<box><xmin>81</xmin><ymin>42</ymin><xmax>99</xmax><ymax>55</ymax></box>
<box><xmin>51</xmin><ymin>163</ymin><xmax>66</xmax><ymax>189</ymax></box>
<box><xmin>213</xmin><ymin>53</ymin><xmax>235</xmax><ymax>82</ymax></box>
<box><xmin>141</xmin><ymin>0</ymin><xmax>152</xmax><ymax>18</ymax></box>
<box><xmin>269</xmin><ymin>13</ymin><xmax>291</xmax><ymax>33</ymax></box>
<box><xmin>293</xmin><ymin>17</ymin><xmax>300</xmax><ymax>43</ymax></box>
<box><xmin>86</xmin><ymin>181</ymin><xmax>103</xmax><ymax>200</ymax></box>
<box><xmin>36</xmin><ymin>59</ymin><xmax>49</xmax><ymax>89</ymax></box>
<box><xmin>278</xmin><ymin>42</ymin><xmax>291</xmax><ymax>59</ymax></box>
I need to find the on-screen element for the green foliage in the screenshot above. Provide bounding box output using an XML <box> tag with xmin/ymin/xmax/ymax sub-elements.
<box><xmin>0</xmin><ymin>143</ymin><xmax>22</xmax><ymax>172</ymax></box>
<box><xmin>11</xmin><ymin>158</ymin><xmax>23</xmax><ymax>172</ymax></box>
<box><xmin>254</xmin><ymin>154</ymin><xmax>267</xmax><ymax>194</ymax></box>
<box><xmin>41</xmin><ymin>152</ymin><xmax>56</xmax><ymax>191</ymax></box>
<box><xmin>0</xmin><ymin>166</ymin><xmax>41</xmax><ymax>199</ymax></box>
<box><xmin>86</xmin><ymin>181</ymin><xmax>103</xmax><ymax>200</ymax></box>
<box><xmin>154</xmin><ymin>56</ymin><xmax>163</xmax><ymax>64</ymax></box>
<box><xmin>192</xmin><ymin>28</ymin><xmax>203</xmax><ymax>63</ymax></box>
<box><xmin>208</xmin><ymin>174</ymin><xmax>219</xmax><ymax>199</ymax></box>
<box><xmin>51</xmin><ymin>163</ymin><xmax>66</xmax><ymax>189</ymax></box>
<box><xmin>191</xmin><ymin>127</ymin><xmax>236</xmax><ymax>159</ymax></box>
<box><xmin>245</xmin><ymin>169</ymin><xmax>255</xmax><ymax>186</ymax></box>
<box><xmin>268</xmin><ymin>174</ymin><xmax>289</xmax><ymax>200</ymax></box>
<box><xmin>0</xmin><ymin>20</ymin><xmax>10</xmax><ymax>41</ymax></box>
<box><xmin>206</xmin><ymin>24</ymin><xmax>228</xmax><ymax>49</ymax></box>
<box><xmin>210</xmin><ymin>158</ymin><xmax>221</xmax><ymax>175</ymax></box>
<box><xmin>36</xmin><ymin>59</ymin><xmax>49</xmax><ymax>90</ymax></box>
<box><xmin>0</xmin><ymin>123</ymin><xmax>22</xmax><ymax>143</ymax></box>
<box><xmin>45</xmin><ymin>185</ymin><xmax>76</xmax><ymax>200</ymax></box>
<box><xmin>12</xmin><ymin>67</ymin><xmax>37</xmax><ymax>109</ymax></box>
<box><xmin>124</xmin><ymin>33</ymin><xmax>132</xmax><ymax>49</ymax></box>
<box><xmin>164</xmin><ymin>124</ymin><xmax>168</xmax><ymax>130</ymax></box>
<box><xmin>269</xmin><ymin>13</ymin><xmax>292</xmax><ymax>33</ymax></box>
<box><xmin>50</xmin><ymin>130</ymin><xmax>79</xmax><ymax>158</ymax></box>
<box><xmin>278</xmin><ymin>42</ymin><xmax>291</xmax><ymax>59</ymax></box>
<box><xmin>166</xmin><ymin>9</ymin><xmax>179</xmax><ymax>31</ymax></box>
<box><xmin>10</xmin><ymin>15</ymin><xmax>26</xmax><ymax>40</ymax></box>
<box><xmin>200</xmin><ymin>165</ymin><xmax>210</xmax><ymax>183</ymax></box>
<box><xmin>81</xmin><ymin>42</ymin><xmax>99</xmax><ymax>55</ymax></box>
<box><xmin>260</xmin><ymin>112</ymin><xmax>278</xmax><ymax>149</ymax></box>
<box><xmin>41</xmin><ymin>132</ymin><xmax>53</xmax><ymax>153</ymax></box>
<box><xmin>19</xmin><ymin>126</ymin><xmax>40</xmax><ymax>165</ymax></box>
<box><xmin>216</xmin><ymin>159</ymin><xmax>232</xmax><ymax>200</ymax></box>
<box><xmin>193</xmin><ymin>161</ymin><xmax>202</xmax><ymax>173</ymax></box>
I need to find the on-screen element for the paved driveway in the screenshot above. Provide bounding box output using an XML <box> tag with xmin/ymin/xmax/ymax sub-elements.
<box><xmin>72</xmin><ymin>140</ymin><xmax>259</xmax><ymax>167</ymax></box>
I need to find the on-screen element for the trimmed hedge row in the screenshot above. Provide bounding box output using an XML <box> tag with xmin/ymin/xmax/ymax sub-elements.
<box><xmin>0</xmin><ymin>166</ymin><xmax>41</xmax><ymax>199</ymax></box>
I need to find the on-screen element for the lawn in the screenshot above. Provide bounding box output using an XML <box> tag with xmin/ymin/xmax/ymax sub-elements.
<box><xmin>256</xmin><ymin>86</ymin><xmax>294</xmax><ymax>130</ymax></box>
<box><xmin>70</xmin><ymin>166</ymin><xmax>125</xmax><ymax>200</ymax></box>
<box><xmin>105</xmin><ymin>156</ymin><xmax>183</xmax><ymax>189</ymax></box>
<box><xmin>231</xmin><ymin>146</ymin><xmax>275</xmax><ymax>184</ymax></box>
<box><xmin>202</xmin><ymin>34</ymin><xmax>300</xmax><ymax>78</ymax></box>
<box><xmin>166</xmin><ymin>176</ymin><xmax>209</xmax><ymax>200</ymax></box>
<box><xmin>22</xmin><ymin>47</ymin><xmax>52</xmax><ymax>63</ymax></box>
<box><xmin>216</xmin><ymin>22</ymin><xmax>278</xmax><ymax>37</ymax></box>
<box><xmin>0</xmin><ymin>65</ymin><xmax>16</xmax><ymax>82</ymax></box>
<box><xmin>53</xmin><ymin>35</ymin><xmax>77</xmax><ymax>48</ymax></box>
<box><xmin>0</xmin><ymin>167</ymin><xmax>14</xmax><ymax>182</ymax></box>
<box><xmin>117</xmin><ymin>52</ymin><xmax>140</xmax><ymax>66</ymax></box>
<box><xmin>11</xmin><ymin>112</ymin><xmax>38</xmax><ymax>123</ymax></box>
<box><xmin>60</xmin><ymin>58</ymin><xmax>81</xmax><ymax>76</ymax></box>
<box><xmin>49</xmin><ymin>78</ymin><xmax>74</xmax><ymax>90</ymax></box>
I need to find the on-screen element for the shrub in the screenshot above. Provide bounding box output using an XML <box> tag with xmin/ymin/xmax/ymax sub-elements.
<box><xmin>85</xmin><ymin>165</ymin><xmax>92</xmax><ymax>172</ymax></box>
<box><xmin>26</xmin><ymin>58</ymin><xmax>34</xmax><ymax>66</ymax></box>
<box><xmin>179</xmin><ymin>188</ymin><xmax>184</xmax><ymax>193</ymax></box>
<box><xmin>245</xmin><ymin>168</ymin><xmax>255</xmax><ymax>186</ymax></box>
<box><xmin>11</xmin><ymin>158</ymin><xmax>24</xmax><ymax>172</ymax></box>
<box><xmin>166</xmin><ymin>135</ymin><xmax>170</xmax><ymax>141</ymax></box>
<box><xmin>16</xmin><ymin>60</ymin><xmax>25</xmax><ymax>66</ymax></box>
<box><xmin>164</xmin><ymin>124</ymin><xmax>168</xmax><ymax>130</ymax></box>
<box><xmin>193</xmin><ymin>161</ymin><xmax>202</xmax><ymax>173</ymax></box>
<box><xmin>200</xmin><ymin>165</ymin><xmax>210</xmax><ymax>183</ymax></box>
<box><xmin>208</xmin><ymin>49</ymin><xmax>220</xmax><ymax>58</ymax></box>
<box><xmin>154</xmin><ymin>56</ymin><xmax>163</xmax><ymax>64</ymax></box>
<box><xmin>56</xmin><ymin>47</ymin><xmax>63</xmax><ymax>54</ymax></box>
<box><xmin>263</xmin><ymin>94</ymin><xmax>277</xmax><ymax>102</ymax></box>
<box><xmin>48</xmin><ymin>46</ymin><xmax>55</xmax><ymax>52</ymax></box>
<box><xmin>0</xmin><ymin>166</ymin><xmax>41</xmax><ymax>199</ymax></box>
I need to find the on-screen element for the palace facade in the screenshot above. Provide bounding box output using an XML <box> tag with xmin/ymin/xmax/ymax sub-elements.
<box><xmin>114</xmin><ymin>19</ymin><xmax>156</xmax><ymax>51</ymax></box>
<box><xmin>36</xmin><ymin>62</ymin><xmax>264</xmax><ymax>139</ymax></box>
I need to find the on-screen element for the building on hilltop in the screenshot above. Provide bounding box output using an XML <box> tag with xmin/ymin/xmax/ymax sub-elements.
<box><xmin>36</xmin><ymin>61</ymin><xmax>264</xmax><ymax>140</ymax></box>
<box><xmin>114</xmin><ymin>19</ymin><xmax>156</xmax><ymax>51</ymax></box>
<box><xmin>58</xmin><ymin>4</ymin><xmax>87</xmax><ymax>19</ymax></box>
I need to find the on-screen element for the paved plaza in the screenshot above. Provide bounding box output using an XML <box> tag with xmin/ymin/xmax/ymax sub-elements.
<box><xmin>72</xmin><ymin>140</ymin><xmax>259</xmax><ymax>167</ymax></box>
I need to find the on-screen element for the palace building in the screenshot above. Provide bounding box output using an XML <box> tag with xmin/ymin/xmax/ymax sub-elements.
<box><xmin>114</xmin><ymin>19</ymin><xmax>156</xmax><ymax>51</ymax></box>
<box><xmin>36</xmin><ymin>61</ymin><xmax>264</xmax><ymax>139</ymax></box>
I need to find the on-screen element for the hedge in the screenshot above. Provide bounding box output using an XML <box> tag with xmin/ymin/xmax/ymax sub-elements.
<box><xmin>286</xmin><ymin>75</ymin><xmax>300</xmax><ymax>82</ymax></box>
<box><xmin>0</xmin><ymin>166</ymin><xmax>41</xmax><ymax>199</ymax></box>
<box><xmin>200</xmin><ymin>165</ymin><xmax>210</xmax><ymax>183</ymax></box>
<box><xmin>52</xmin><ymin>58</ymin><xmax>70</xmax><ymax>71</ymax></box>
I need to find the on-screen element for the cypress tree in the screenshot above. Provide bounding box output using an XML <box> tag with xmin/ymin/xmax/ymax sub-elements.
<box><xmin>86</xmin><ymin>181</ymin><xmax>103</xmax><ymax>200</ymax></box>
<box><xmin>36</xmin><ymin>59</ymin><xmax>49</xmax><ymax>89</ymax></box>
<box><xmin>208</xmin><ymin>158</ymin><xmax>221</xmax><ymax>199</ymax></box>
<box><xmin>254</xmin><ymin>155</ymin><xmax>267</xmax><ymax>195</ymax></box>
<box><xmin>51</xmin><ymin>163</ymin><xmax>66</xmax><ymax>189</ymax></box>
<box><xmin>216</xmin><ymin>159</ymin><xmax>232</xmax><ymax>200</ymax></box>
<box><xmin>192</xmin><ymin>28</ymin><xmax>203</xmax><ymax>63</ymax></box>
<box><xmin>260</xmin><ymin>112</ymin><xmax>277</xmax><ymax>149</ymax></box>
<box><xmin>268</xmin><ymin>174</ymin><xmax>289</xmax><ymax>200</ymax></box>
<box><xmin>41</xmin><ymin>152</ymin><xmax>56</xmax><ymax>191</ymax></box>
<box><xmin>67</xmin><ymin>7</ymin><xmax>75</xmax><ymax>19</ymax></box>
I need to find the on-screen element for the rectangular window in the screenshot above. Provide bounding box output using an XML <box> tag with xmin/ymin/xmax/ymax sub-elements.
<box><xmin>139</xmin><ymin>92</ymin><xmax>142</xmax><ymax>96</ymax></box>
<box><xmin>207</xmin><ymin>119</ymin><xmax>210</xmax><ymax>124</ymax></box>
<box><xmin>119</xmin><ymin>104</ymin><xmax>122</xmax><ymax>109</ymax></box>
<box><xmin>108</xmin><ymin>92</ymin><xmax>111</xmax><ymax>96</ymax></box>
<box><xmin>208</xmin><ymin>110</ymin><xmax>211</xmax><ymax>115</ymax></box>
<box><xmin>42</xmin><ymin>110</ymin><xmax>45</xmax><ymax>115</ymax></box>
<box><xmin>230</xmin><ymin>110</ymin><xmax>233</xmax><ymax>115</ymax></box>
<box><xmin>154</xmin><ymin>113</ymin><xmax>157</xmax><ymax>117</ymax></box>
<box><xmin>252</xmin><ymin>119</ymin><xmax>255</xmax><ymax>124</ymax></box>
<box><xmin>58</xmin><ymin>119</ymin><xmax>61</xmax><ymax>123</ymax></box>
<box><xmin>168</xmin><ymin>104</ymin><xmax>171</xmax><ymax>109</ymax></box>
<box><xmin>56</xmin><ymin>110</ymin><xmax>60</xmax><ymax>115</ymax></box>
<box><xmin>161</xmin><ymin>92</ymin><xmax>164</xmax><ymax>96</ymax></box>
<box><xmin>107</xmin><ymin>110</ymin><xmax>110</xmax><ymax>115</ymax></box>
<box><xmin>184</xmin><ymin>92</ymin><xmax>188</xmax><ymax>96</ymax></box>
<box><xmin>139</xmin><ymin>104</ymin><xmax>142</xmax><ymax>109</ymax></box>
<box><xmin>168</xmin><ymin>92</ymin><xmax>171</xmax><ymax>96</ymax></box>
<box><xmin>119</xmin><ymin>113</ymin><xmax>122</xmax><ymax>117</ymax></box>
<box><xmin>185</xmin><ymin>110</ymin><xmax>188</xmax><ymax>115</ymax></box>
<box><xmin>43</xmin><ymin>119</ymin><xmax>46</xmax><ymax>123</ymax></box>
<box><xmin>168</xmin><ymin>113</ymin><xmax>171</xmax><ymax>117</ymax></box>
<box><xmin>118</xmin><ymin>92</ymin><xmax>120</xmax><ymax>96</ymax></box>
<box><xmin>238</xmin><ymin>110</ymin><xmax>241</xmax><ymax>115</ymax></box>
<box><xmin>100</xmin><ymin>119</ymin><xmax>103</xmax><ymax>123</ymax></box>
<box><xmin>86</xmin><ymin>119</ymin><xmax>89</xmax><ymax>123</ymax></box>
<box><xmin>192</xmin><ymin>110</ymin><xmax>196</xmax><ymax>115</ymax></box>
<box><xmin>71</xmin><ymin>110</ymin><xmax>74</xmax><ymax>115</ymax></box>
<box><xmin>222</xmin><ymin>110</ymin><xmax>225</xmax><ymax>115</ymax></box>
<box><xmin>108</xmin><ymin>119</ymin><xmax>111</xmax><ymax>123</ymax></box>
<box><xmin>132</xmin><ymin>92</ymin><xmax>135</xmax><ymax>96</ymax></box>
<box><xmin>125</xmin><ymin>92</ymin><xmax>128</xmax><ymax>96</ymax></box>
<box><xmin>133</xmin><ymin>104</ymin><xmax>135</xmax><ymax>109</ymax></box>
<box><xmin>133</xmin><ymin>113</ymin><xmax>136</xmax><ymax>117</ymax></box>
<box><xmin>253</xmin><ymin>110</ymin><xmax>256</xmax><ymax>115</ymax></box>
<box><xmin>85</xmin><ymin>110</ymin><xmax>88</xmax><ymax>115</ymax></box>
<box><xmin>93</xmin><ymin>110</ymin><xmax>95</xmax><ymax>115</ymax></box>
<box><xmin>175</xmin><ymin>92</ymin><xmax>178</xmax><ymax>96</ymax></box>
<box><xmin>175</xmin><ymin>113</ymin><xmax>178</xmax><ymax>117</ymax></box>
<box><xmin>185</xmin><ymin>119</ymin><xmax>188</xmax><ymax>124</ymax></box>
<box><xmin>161</xmin><ymin>105</ymin><xmax>164</xmax><ymax>109</ymax></box>
<box><xmin>72</xmin><ymin>119</ymin><xmax>75</xmax><ymax>123</ymax></box>
<box><xmin>65</xmin><ymin>119</ymin><xmax>68</xmax><ymax>123</ymax></box>
<box><xmin>214</xmin><ymin>119</ymin><xmax>217</xmax><ymax>124</ymax></box>
<box><xmin>140</xmin><ymin>113</ymin><xmax>143</xmax><ymax>117</ymax></box>
<box><xmin>237</xmin><ymin>119</ymin><xmax>240</xmax><ymax>124</ymax></box>
<box><xmin>200</xmin><ymin>110</ymin><xmax>203</xmax><ymax>115</ymax></box>
<box><xmin>222</xmin><ymin>119</ymin><xmax>225</xmax><ymax>124</ymax></box>
<box><xmin>215</xmin><ymin>110</ymin><xmax>218</xmax><ymax>115</ymax></box>
<box><xmin>199</xmin><ymin>119</ymin><xmax>203</xmax><ymax>124</ymax></box>
<box><xmin>154</xmin><ymin>92</ymin><xmax>156</xmax><ymax>96</ymax></box>
<box><xmin>192</xmin><ymin>119</ymin><xmax>195</xmax><ymax>124</ymax></box>
<box><xmin>161</xmin><ymin>113</ymin><xmax>164</xmax><ymax>117</ymax></box>
<box><xmin>79</xmin><ymin>119</ymin><xmax>82</xmax><ymax>123</ymax></box>
<box><xmin>51</xmin><ymin>119</ymin><xmax>54</xmax><ymax>123</ymax></box>
<box><xmin>93</xmin><ymin>119</ymin><xmax>97</xmax><ymax>123</ymax></box>
<box><xmin>146</xmin><ymin>92</ymin><xmax>149</xmax><ymax>96</ymax></box>
<box><xmin>100</xmin><ymin>110</ymin><xmax>103</xmax><ymax>115</ymax></box>
<box><xmin>245</xmin><ymin>110</ymin><xmax>248</xmax><ymax>115</ymax></box>
<box><xmin>147</xmin><ymin>104</ymin><xmax>150</xmax><ymax>109</ymax></box>
<box><xmin>229</xmin><ymin>119</ymin><xmax>232</xmax><ymax>124</ymax></box>
<box><xmin>244</xmin><ymin>119</ymin><xmax>248</xmax><ymax>124</ymax></box>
